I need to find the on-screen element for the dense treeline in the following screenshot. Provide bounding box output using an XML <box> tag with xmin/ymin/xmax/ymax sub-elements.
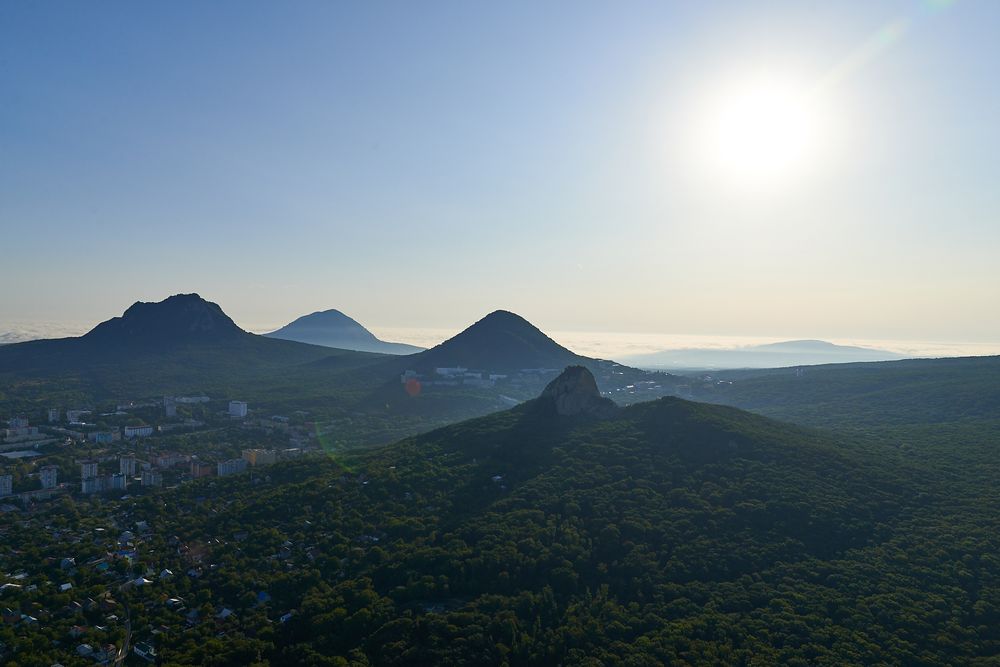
<box><xmin>6</xmin><ymin>392</ymin><xmax>998</xmax><ymax>665</ymax></box>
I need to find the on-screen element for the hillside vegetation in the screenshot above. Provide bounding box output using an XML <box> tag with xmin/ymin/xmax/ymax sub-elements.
<box><xmin>7</xmin><ymin>369</ymin><xmax>998</xmax><ymax>666</ymax></box>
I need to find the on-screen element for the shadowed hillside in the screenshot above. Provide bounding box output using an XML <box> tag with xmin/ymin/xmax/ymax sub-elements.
<box><xmin>88</xmin><ymin>366</ymin><xmax>1000</xmax><ymax>666</ymax></box>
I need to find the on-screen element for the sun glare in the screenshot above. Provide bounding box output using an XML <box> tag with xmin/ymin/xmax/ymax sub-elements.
<box><xmin>700</xmin><ymin>75</ymin><xmax>824</xmax><ymax>190</ymax></box>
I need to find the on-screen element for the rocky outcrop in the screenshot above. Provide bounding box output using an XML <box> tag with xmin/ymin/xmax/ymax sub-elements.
<box><xmin>540</xmin><ymin>366</ymin><xmax>618</xmax><ymax>418</ymax></box>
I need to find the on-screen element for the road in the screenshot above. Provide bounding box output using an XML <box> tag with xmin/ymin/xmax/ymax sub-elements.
<box><xmin>114</xmin><ymin>582</ymin><xmax>133</xmax><ymax>666</ymax></box>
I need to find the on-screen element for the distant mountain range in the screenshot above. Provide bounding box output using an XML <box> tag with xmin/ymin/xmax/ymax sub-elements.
<box><xmin>264</xmin><ymin>309</ymin><xmax>423</xmax><ymax>355</ymax></box>
<box><xmin>0</xmin><ymin>295</ymin><xmax>667</xmax><ymax>433</ymax></box>
<box><xmin>0</xmin><ymin>295</ymin><xmax>376</xmax><ymax>407</ymax></box>
<box><xmin>623</xmin><ymin>339</ymin><xmax>908</xmax><ymax>370</ymax></box>
<box><xmin>0</xmin><ymin>293</ymin><xmax>327</xmax><ymax>362</ymax></box>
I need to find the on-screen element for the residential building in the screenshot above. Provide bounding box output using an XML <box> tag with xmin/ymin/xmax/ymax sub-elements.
<box><xmin>175</xmin><ymin>395</ymin><xmax>210</xmax><ymax>404</ymax></box>
<box><xmin>228</xmin><ymin>401</ymin><xmax>248</xmax><ymax>418</ymax></box>
<box><xmin>0</xmin><ymin>474</ymin><xmax>12</xmax><ymax>497</ymax></box>
<box><xmin>88</xmin><ymin>431</ymin><xmax>117</xmax><ymax>444</ymax></box>
<box><xmin>47</xmin><ymin>408</ymin><xmax>61</xmax><ymax>423</ymax></box>
<box><xmin>124</xmin><ymin>425</ymin><xmax>154</xmax><ymax>439</ymax></box>
<box><xmin>81</xmin><ymin>476</ymin><xmax>103</xmax><ymax>494</ymax></box>
<box><xmin>134</xmin><ymin>641</ymin><xmax>157</xmax><ymax>663</ymax></box>
<box><xmin>217</xmin><ymin>458</ymin><xmax>248</xmax><ymax>477</ymax></box>
<box><xmin>108</xmin><ymin>473</ymin><xmax>126</xmax><ymax>491</ymax></box>
<box><xmin>154</xmin><ymin>452</ymin><xmax>188</xmax><ymax>468</ymax></box>
<box><xmin>7</xmin><ymin>417</ymin><xmax>28</xmax><ymax>430</ymax></box>
<box><xmin>164</xmin><ymin>397</ymin><xmax>177</xmax><ymax>418</ymax></box>
<box><xmin>80</xmin><ymin>461</ymin><xmax>98</xmax><ymax>480</ymax></box>
<box><xmin>3</xmin><ymin>426</ymin><xmax>41</xmax><ymax>442</ymax></box>
<box><xmin>242</xmin><ymin>449</ymin><xmax>277</xmax><ymax>466</ymax></box>
<box><xmin>66</xmin><ymin>410</ymin><xmax>91</xmax><ymax>423</ymax></box>
<box><xmin>434</xmin><ymin>367</ymin><xmax>468</xmax><ymax>377</ymax></box>
<box><xmin>119</xmin><ymin>455</ymin><xmax>138</xmax><ymax>477</ymax></box>
<box><xmin>141</xmin><ymin>470</ymin><xmax>163</xmax><ymax>487</ymax></box>
<box><xmin>190</xmin><ymin>461</ymin><xmax>215</xmax><ymax>478</ymax></box>
<box><xmin>39</xmin><ymin>466</ymin><xmax>58</xmax><ymax>489</ymax></box>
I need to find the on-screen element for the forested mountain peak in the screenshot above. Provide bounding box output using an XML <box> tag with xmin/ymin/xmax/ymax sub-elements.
<box><xmin>411</xmin><ymin>310</ymin><xmax>582</xmax><ymax>371</ymax></box>
<box><xmin>83</xmin><ymin>293</ymin><xmax>246</xmax><ymax>346</ymax></box>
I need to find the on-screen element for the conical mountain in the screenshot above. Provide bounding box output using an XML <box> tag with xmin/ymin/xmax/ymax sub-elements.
<box><xmin>264</xmin><ymin>309</ymin><xmax>423</xmax><ymax>355</ymax></box>
<box><xmin>410</xmin><ymin>310</ymin><xmax>582</xmax><ymax>371</ymax></box>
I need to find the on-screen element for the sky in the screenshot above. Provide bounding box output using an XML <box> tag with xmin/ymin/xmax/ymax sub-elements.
<box><xmin>2</xmin><ymin>1</ymin><xmax>999</xmax><ymax>347</ymax></box>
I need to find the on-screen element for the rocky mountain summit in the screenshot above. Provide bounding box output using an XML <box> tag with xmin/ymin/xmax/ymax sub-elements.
<box><xmin>540</xmin><ymin>365</ymin><xmax>618</xmax><ymax>418</ymax></box>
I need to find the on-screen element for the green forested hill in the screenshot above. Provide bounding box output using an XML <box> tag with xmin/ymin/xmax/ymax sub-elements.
<box><xmin>10</xmin><ymin>369</ymin><xmax>997</xmax><ymax>666</ymax></box>
<box><xmin>691</xmin><ymin>355</ymin><xmax>1000</xmax><ymax>429</ymax></box>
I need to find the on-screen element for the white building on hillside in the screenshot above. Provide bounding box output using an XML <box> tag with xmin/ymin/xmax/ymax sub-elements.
<box><xmin>228</xmin><ymin>401</ymin><xmax>248</xmax><ymax>418</ymax></box>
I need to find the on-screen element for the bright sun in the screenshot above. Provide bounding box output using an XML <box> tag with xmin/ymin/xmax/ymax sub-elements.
<box><xmin>701</xmin><ymin>76</ymin><xmax>822</xmax><ymax>189</ymax></box>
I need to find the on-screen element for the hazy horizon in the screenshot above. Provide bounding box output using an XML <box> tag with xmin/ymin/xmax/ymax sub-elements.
<box><xmin>3</xmin><ymin>1</ymin><xmax>999</xmax><ymax>344</ymax></box>
<box><xmin>4</xmin><ymin>311</ymin><xmax>999</xmax><ymax>361</ymax></box>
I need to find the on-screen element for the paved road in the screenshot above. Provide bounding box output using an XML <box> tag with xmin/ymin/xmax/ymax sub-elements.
<box><xmin>114</xmin><ymin>584</ymin><xmax>133</xmax><ymax>666</ymax></box>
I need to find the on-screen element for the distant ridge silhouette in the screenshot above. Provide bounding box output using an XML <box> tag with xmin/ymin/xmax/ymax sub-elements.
<box><xmin>265</xmin><ymin>309</ymin><xmax>423</xmax><ymax>355</ymax></box>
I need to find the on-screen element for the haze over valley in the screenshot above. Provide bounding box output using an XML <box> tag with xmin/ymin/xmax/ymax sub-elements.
<box><xmin>2</xmin><ymin>2</ymin><xmax>1000</xmax><ymax>665</ymax></box>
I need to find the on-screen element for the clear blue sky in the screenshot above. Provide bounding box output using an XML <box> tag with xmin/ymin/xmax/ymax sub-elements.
<box><xmin>2</xmin><ymin>1</ymin><xmax>998</xmax><ymax>342</ymax></box>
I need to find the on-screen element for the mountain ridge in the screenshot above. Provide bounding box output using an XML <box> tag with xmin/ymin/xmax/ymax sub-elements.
<box><xmin>624</xmin><ymin>338</ymin><xmax>907</xmax><ymax>369</ymax></box>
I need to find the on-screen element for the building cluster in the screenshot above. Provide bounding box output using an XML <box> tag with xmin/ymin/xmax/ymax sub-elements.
<box><xmin>3</xmin><ymin>417</ymin><xmax>43</xmax><ymax>444</ymax></box>
<box><xmin>77</xmin><ymin>450</ymin><xmax>195</xmax><ymax>494</ymax></box>
<box><xmin>185</xmin><ymin>446</ymin><xmax>297</xmax><ymax>481</ymax></box>
<box><xmin>400</xmin><ymin>367</ymin><xmax>512</xmax><ymax>390</ymax></box>
<box><xmin>2</xmin><ymin>395</ymin><xmax>308</xmax><ymax>508</ymax></box>
<box><xmin>0</xmin><ymin>464</ymin><xmax>65</xmax><ymax>506</ymax></box>
<box><xmin>79</xmin><ymin>460</ymin><xmax>128</xmax><ymax>495</ymax></box>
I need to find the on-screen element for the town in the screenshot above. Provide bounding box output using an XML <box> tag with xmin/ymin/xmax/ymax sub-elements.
<box><xmin>1</xmin><ymin>398</ymin><xmax>316</xmax><ymax>510</ymax></box>
<box><xmin>0</xmin><ymin>397</ymin><xmax>328</xmax><ymax>664</ymax></box>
